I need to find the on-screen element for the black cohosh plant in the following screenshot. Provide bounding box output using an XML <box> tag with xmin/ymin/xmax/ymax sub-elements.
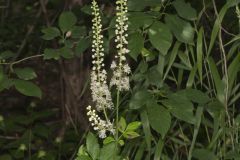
<box><xmin>76</xmin><ymin>0</ymin><xmax>141</xmax><ymax>159</ymax></box>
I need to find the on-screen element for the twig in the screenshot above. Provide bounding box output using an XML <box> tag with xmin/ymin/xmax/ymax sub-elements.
<box><xmin>0</xmin><ymin>54</ymin><xmax>43</xmax><ymax>66</ymax></box>
<box><xmin>0</xmin><ymin>135</ymin><xmax>19</xmax><ymax>140</ymax></box>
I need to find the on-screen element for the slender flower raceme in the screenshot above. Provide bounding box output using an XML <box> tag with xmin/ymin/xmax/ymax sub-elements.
<box><xmin>110</xmin><ymin>0</ymin><xmax>131</xmax><ymax>91</ymax></box>
<box><xmin>90</xmin><ymin>0</ymin><xmax>113</xmax><ymax>111</ymax></box>
<box><xmin>87</xmin><ymin>0</ymin><xmax>131</xmax><ymax>139</ymax></box>
<box><xmin>88</xmin><ymin>0</ymin><xmax>114</xmax><ymax>138</ymax></box>
<box><xmin>86</xmin><ymin>106</ymin><xmax>114</xmax><ymax>139</ymax></box>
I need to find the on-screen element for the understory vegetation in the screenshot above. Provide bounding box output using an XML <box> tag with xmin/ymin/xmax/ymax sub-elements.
<box><xmin>1</xmin><ymin>0</ymin><xmax>240</xmax><ymax>159</ymax></box>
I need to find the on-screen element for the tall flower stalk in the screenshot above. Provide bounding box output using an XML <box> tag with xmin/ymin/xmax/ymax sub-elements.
<box><xmin>111</xmin><ymin>0</ymin><xmax>130</xmax><ymax>140</ymax></box>
<box><xmin>87</xmin><ymin>0</ymin><xmax>130</xmax><ymax>141</ymax></box>
<box><xmin>87</xmin><ymin>0</ymin><xmax>114</xmax><ymax>139</ymax></box>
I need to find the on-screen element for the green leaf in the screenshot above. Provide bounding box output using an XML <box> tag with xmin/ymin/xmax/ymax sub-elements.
<box><xmin>173</xmin><ymin>0</ymin><xmax>197</xmax><ymax>20</ymax></box>
<box><xmin>41</xmin><ymin>27</ymin><xmax>60</xmax><ymax>40</ymax></box>
<box><xmin>81</xmin><ymin>5</ymin><xmax>92</xmax><ymax>15</ymax></box>
<box><xmin>207</xmin><ymin>99</ymin><xmax>225</xmax><ymax>117</ymax></box>
<box><xmin>163</xmin><ymin>42</ymin><xmax>181</xmax><ymax>81</ymax></box>
<box><xmin>192</xmin><ymin>149</ymin><xmax>217</xmax><ymax>160</ymax></box>
<box><xmin>126</xmin><ymin>121</ymin><xmax>141</xmax><ymax>131</ymax></box>
<box><xmin>119</xmin><ymin>117</ymin><xmax>127</xmax><ymax>132</ymax></box>
<box><xmin>149</xmin><ymin>22</ymin><xmax>172</xmax><ymax>55</ymax></box>
<box><xmin>228</xmin><ymin>53</ymin><xmax>240</xmax><ymax>93</ymax></box>
<box><xmin>59</xmin><ymin>47</ymin><xmax>73</xmax><ymax>59</ymax></box>
<box><xmin>197</xmin><ymin>27</ymin><xmax>204</xmax><ymax>83</ymax></box>
<box><xmin>118</xmin><ymin>140</ymin><xmax>124</xmax><ymax>146</ymax></box>
<box><xmin>14</xmin><ymin>67</ymin><xmax>37</xmax><ymax>80</ymax></box>
<box><xmin>103</xmin><ymin>137</ymin><xmax>115</xmax><ymax>145</ymax></box>
<box><xmin>0</xmin><ymin>50</ymin><xmax>14</xmax><ymax>60</ymax></box>
<box><xmin>75</xmin><ymin>38</ymin><xmax>90</xmax><ymax>56</ymax></box>
<box><xmin>99</xmin><ymin>143</ymin><xmax>116</xmax><ymax>160</ymax></box>
<box><xmin>134</xmin><ymin>142</ymin><xmax>147</xmax><ymax>160</ymax></box>
<box><xmin>184</xmin><ymin>89</ymin><xmax>210</xmax><ymax>104</ymax></box>
<box><xmin>43</xmin><ymin>48</ymin><xmax>60</xmax><ymax>60</ymax></box>
<box><xmin>163</xmin><ymin>92</ymin><xmax>195</xmax><ymax>124</ymax></box>
<box><xmin>187</xmin><ymin>64</ymin><xmax>197</xmax><ymax>88</ymax></box>
<box><xmin>188</xmin><ymin>107</ymin><xmax>203</xmax><ymax>160</ymax></box>
<box><xmin>147</xmin><ymin>102</ymin><xmax>171</xmax><ymax>138</ymax></box>
<box><xmin>128</xmin><ymin>32</ymin><xmax>144</xmax><ymax>60</ymax></box>
<box><xmin>59</xmin><ymin>11</ymin><xmax>77</xmax><ymax>33</ymax></box>
<box><xmin>178</xmin><ymin>50</ymin><xmax>192</xmax><ymax>69</ymax></box>
<box><xmin>128</xmin><ymin>12</ymin><xmax>154</xmax><ymax>29</ymax></box>
<box><xmin>154</xmin><ymin>139</ymin><xmax>164</xmax><ymax>160</ymax></box>
<box><xmin>13</xmin><ymin>79</ymin><xmax>42</xmax><ymax>98</ymax></box>
<box><xmin>71</xmin><ymin>26</ymin><xmax>87</xmax><ymax>38</ymax></box>
<box><xmin>140</xmin><ymin>110</ymin><xmax>152</xmax><ymax>154</ymax></box>
<box><xmin>141</xmin><ymin>48</ymin><xmax>152</xmax><ymax>57</ymax></box>
<box><xmin>128</xmin><ymin>0</ymin><xmax>161</xmax><ymax>11</ymax></box>
<box><xmin>123</xmin><ymin>131</ymin><xmax>140</xmax><ymax>139</ymax></box>
<box><xmin>86</xmin><ymin>132</ymin><xmax>100</xmax><ymax>160</ymax></box>
<box><xmin>0</xmin><ymin>76</ymin><xmax>13</xmax><ymax>91</ymax></box>
<box><xmin>76</xmin><ymin>155</ymin><xmax>91</xmax><ymax>160</ymax></box>
<box><xmin>207</xmin><ymin>1</ymin><xmax>237</xmax><ymax>56</ymax></box>
<box><xmin>146</xmin><ymin>65</ymin><xmax>163</xmax><ymax>87</ymax></box>
<box><xmin>77</xmin><ymin>145</ymin><xmax>88</xmax><ymax>157</ymax></box>
<box><xmin>208</xmin><ymin>57</ymin><xmax>225</xmax><ymax>104</ymax></box>
<box><xmin>226</xmin><ymin>150</ymin><xmax>240</xmax><ymax>159</ymax></box>
<box><xmin>165</xmin><ymin>14</ymin><xmax>194</xmax><ymax>44</ymax></box>
<box><xmin>129</xmin><ymin>89</ymin><xmax>152</xmax><ymax>109</ymax></box>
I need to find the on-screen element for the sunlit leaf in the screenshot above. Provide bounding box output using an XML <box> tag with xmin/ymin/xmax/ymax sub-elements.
<box><xmin>165</xmin><ymin>15</ymin><xmax>194</xmax><ymax>44</ymax></box>
<box><xmin>149</xmin><ymin>22</ymin><xmax>172</xmax><ymax>55</ymax></box>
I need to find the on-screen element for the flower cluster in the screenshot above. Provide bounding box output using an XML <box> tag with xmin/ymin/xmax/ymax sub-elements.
<box><xmin>87</xmin><ymin>0</ymin><xmax>131</xmax><ymax>139</ymax></box>
<box><xmin>90</xmin><ymin>0</ymin><xmax>113</xmax><ymax>111</ymax></box>
<box><xmin>110</xmin><ymin>0</ymin><xmax>131</xmax><ymax>91</ymax></box>
<box><xmin>87</xmin><ymin>106</ymin><xmax>114</xmax><ymax>138</ymax></box>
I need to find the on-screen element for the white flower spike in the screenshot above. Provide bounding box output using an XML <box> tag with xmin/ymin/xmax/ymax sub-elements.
<box><xmin>87</xmin><ymin>0</ymin><xmax>131</xmax><ymax>139</ymax></box>
<box><xmin>110</xmin><ymin>0</ymin><xmax>131</xmax><ymax>91</ymax></box>
<box><xmin>90</xmin><ymin>0</ymin><xmax>113</xmax><ymax>111</ymax></box>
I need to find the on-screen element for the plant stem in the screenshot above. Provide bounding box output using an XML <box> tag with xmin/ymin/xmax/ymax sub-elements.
<box><xmin>0</xmin><ymin>54</ymin><xmax>43</xmax><ymax>72</ymax></box>
<box><xmin>116</xmin><ymin>90</ymin><xmax>120</xmax><ymax>140</ymax></box>
<box><xmin>114</xmin><ymin>90</ymin><xmax>120</xmax><ymax>159</ymax></box>
<box><xmin>103</xmin><ymin>108</ymin><xmax>109</xmax><ymax>123</ymax></box>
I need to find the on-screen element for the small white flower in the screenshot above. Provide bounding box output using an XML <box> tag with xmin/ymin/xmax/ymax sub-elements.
<box><xmin>110</xmin><ymin>61</ymin><xmax>117</xmax><ymax>69</ymax></box>
<box><xmin>99</xmin><ymin>130</ymin><xmax>106</xmax><ymax>139</ymax></box>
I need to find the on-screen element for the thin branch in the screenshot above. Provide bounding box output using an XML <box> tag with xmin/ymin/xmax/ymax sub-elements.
<box><xmin>0</xmin><ymin>54</ymin><xmax>43</xmax><ymax>66</ymax></box>
<box><xmin>0</xmin><ymin>135</ymin><xmax>19</xmax><ymax>140</ymax></box>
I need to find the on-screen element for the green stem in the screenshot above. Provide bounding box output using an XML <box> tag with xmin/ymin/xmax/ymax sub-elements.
<box><xmin>113</xmin><ymin>90</ymin><xmax>120</xmax><ymax>159</ymax></box>
<box><xmin>116</xmin><ymin>90</ymin><xmax>120</xmax><ymax>140</ymax></box>
<box><xmin>103</xmin><ymin>108</ymin><xmax>109</xmax><ymax>123</ymax></box>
